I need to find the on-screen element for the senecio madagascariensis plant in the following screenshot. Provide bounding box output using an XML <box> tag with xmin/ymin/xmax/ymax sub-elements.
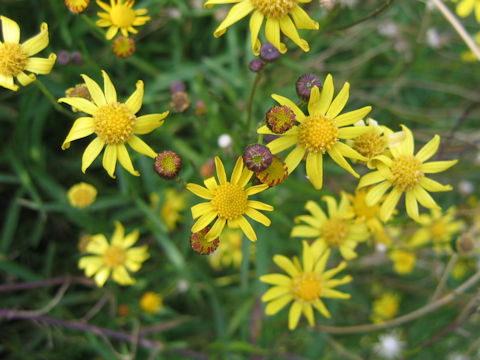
<box><xmin>258</xmin><ymin>74</ymin><xmax>373</xmax><ymax>189</ymax></box>
<box><xmin>0</xmin><ymin>16</ymin><xmax>56</xmax><ymax>91</ymax></box>
<box><xmin>260</xmin><ymin>241</ymin><xmax>352</xmax><ymax>330</ymax></box>
<box><xmin>59</xmin><ymin>71</ymin><xmax>169</xmax><ymax>178</ymax></box>
<box><xmin>187</xmin><ymin>156</ymin><xmax>273</xmax><ymax>242</ymax></box>
<box><xmin>204</xmin><ymin>0</ymin><xmax>319</xmax><ymax>55</ymax></box>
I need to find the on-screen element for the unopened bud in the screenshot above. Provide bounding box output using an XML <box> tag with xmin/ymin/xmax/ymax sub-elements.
<box><xmin>296</xmin><ymin>73</ymin><xmax>322</xmax><ymax>101</ymax></box>
<box><xmin>190</xmin><ymin>227</ymin><xmax>220</xmax><ymax>255</ymax></box>
<box><xmin>154</xmin><ymin>150</ymin><xmax>182</xmax><ymax>179</ymax></box>
<box><xmin>243</xmin><ymin>144</ymin><xmax>272</xmax><ymax>172</ymax></box>
<box><xmin>266</xmin><ymin>105</ymin><xmax>296</xmax><ymax>134</ymax></box>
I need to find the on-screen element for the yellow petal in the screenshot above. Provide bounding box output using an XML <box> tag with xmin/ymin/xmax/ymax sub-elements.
<box><xmin>21</xmin><ymin>22</ymin><xmax>49</xmax><ymax>56</ymax></box>
<box><xmin>238</xmin><ymin>216</ymin><xmax>257</xmax><ymax>241</ymax></box>
<box><xmin>117</xmin><ymin>144</ymin><xmax>140</xmax><ymax>176</ymax></box>
<box><xmin>327</xmin><ymin>145</ymin><xmax>360</xmax><ymax>178</ymax></box>
<box><xmin>1</xmin><ymin>16</ymin><xmax>20</xmax><ymax>43</ymax></box>
<box><xmin>245</xmin><ymin>184</ymin><xmax>268</xmax><ymax>195</ymax></box>
<box><xmin>187</xmin><ymin>183</ymin><xmax>214</xmax><ymax>199</ymax></box>
<box><xmin>273</xmin><ymin>255</ymin><xmax>299</xmax><ymax>277</ymax></box>
<box><xmin>81</xmin><ymin>74</ymin><xmax>106</xmax><ymax>106</ymax></box>
<box><xmin>322</xmin><ymin>289</ymin><xmax>351</xmax><ymax>299</ymax></box>
<box><xmin>358</xmin><ymin>170</ymin><xmax>384</xmax><ymax>188</ymax></box>
<box><xmin>94</xmin><ymin>267</ymin><xmax>110</xmax><ymax>287</ymax></box>
<box><xmin>272</xmin><ymin>94</ymin><xmax>305</xmax><ymax>122</ymax></box>
<box><xmin>306</xmin><ymin>152</ymin><xmax>323</xmax><ymax>189</ymax></box>
<box><xmin>213</xmin><ymin>0</ymin><xmax>253</xmax><ymax>37</ymax></box>
<box><xmin>311</xmin><ymin>74</ymin><xmax>333</xmax><ymax>115</ymax></box>
<box><xmin>288</xmin><ymin>301</ymin><xmax>302</xmax><ymax>330</ymax></box>
<box><xmin>102</xmin><ymin>70</ymin><xmax>117</xmax><ymax>104</ymax></box>
<box><xmin>102</xmin><ymin>144</ymin><xmax>118</xmax><ymax>178</ymax></box>
<box><xmin>259</xmin><ymin>274</ymin><xmax>292</xmax><ymax>286</ymax></box>
<box><xmin>125</xmin><ymin>80</ymin><xmax>144</xmax><ymax>114</ymax></box>
<box><xmin>313</xmin><ymin>248</ymin><xmax>331</xmax><ymax>274</ymax></box>
<box><xmin>206</xmin><ymin>217</ymin><xmax>226</xmax><ymax>241</ymax></box>
<box><xmin>62</xmin><ymin>117</ymin><xmax>95</xmax><ymax>149</ymax></box>
<box><xmin>415</xmin><ymin>135</ymin><xmax>439</xmax><ymax>162</ymax></box>
<box><xmin>214</xmin><ymin>156</ymin><xmax>227</xmax><ymax>184</ymax></box>
<box><xmin>245</xmin><ymin>207</ymin><xmax>271</xmax><ymax>226</ymax></box>
<box><xmin>261</xmin><ymin>286</ymin><xmax>290</xmax><ymax>302</ymax></box>
<box><xmin>313</xmin><ymin>299</ymin><xmax>331</xmax><ymax>318</ymax></box>
<box><xmin>247</xmin><ymin>200</ymin><xmax>273</xmax><ymax>211</ymax></box>
<box><xmin>111</xmin><ymin>221</ymin><xmax>125</xmax><ymax>246</ymax></box>
<box><xmin>82</xmin><ymin>137</ymin><xmax>105</xmax><ymax>173</ymax></box>
<box><xmin>305</xmin><ymin>200</ymin><xmax>327</xmax><ymax>221</ymax></box>
<box><xmin>265</xmin><ymin>17</ymin><xmax>281</xmax><ymax>54</ymax></box>
<box><xmin>265</xmin><ymin>294</ymin><xmax>292</xmax><ymax>315</ymax></box>
<box><xmin>302</xmin><ymin>240</ymin><xmax>314</xmax><ymax>272</ymax></box>
<box><xmin>413</xmin><ymin>186</ymin><xmax>440</xmax><ymax>210</ymax></box>
<box><xmin>290</xmin><ymin>225</ymin><xmax>320</xmax><ymax>238</ymax></box>
<box><xmin>279</xmin><ymin>15</ymin><xmax>309</xmax><ymax>52</ymax></box>
<box><xmin>267</xmin><ymin>135</ymin><xmax>298</xmax><ymax>154</ymax></box>
<box><xmin>192</xmin><ymin>210</ymin><xmax>217</xmax><ymax>233</ymax></box>
<box><xmin>303</xmin><ymin>304</ymin><xmax>315</xmax><ymax>326</ymax></box>
<box><xmin>191</xmin><ymin>202</ymin><xmax>214</xmax><ymax>219</ymax></box>
<box><xmin>405</xmin><ymin>190</ymin><xmax>419</xmax><ymax>221</ymax></box>
<box><xmin>290</xmin><ymin>5</ymin><xmax>319</xmax><ymax>30</ymax></box>
<box><xmin>121</xmin><ymin>230</ymin><xmax>140</xmax><ymax>249</ymax></box>
<box><xmin>380</xmin><ymin>188</ymin><xmax>403</xmax><ymax>222</ymax></box>
<box><xmin>419</xmin><ymin>177</ymin><xmax>452</xmax><ymax>192</ymax></box>
<box><xmin>334</xmin><ymin>106</ymin><xmax>372</xmax><ymax>127</ymax></box>
<box><xmin>58</xmin><ymin>97</ymin><xmax>98</xmax><ymax>115</ymax></box>
<box><xmin>422</xmin><ymin>160</ymin><xmax>458</xmax><ymax>174</ymax></box>
<box><xmin>365</xmin><ymin>181</ymin><xmax>391</xmax><ymax>206</ymax></box>
<box><xmin>127</xmin><ymin>135</ymin><xmax>156</xmax><ymax>158</ymax></box>
<box><xmin>112</xmin><ymin>265</ymin><xmax>135</xmax><ymax>285</ymax></box>
<box><xmin>134</xmin><ymin>112</ymin><xmax>167</xmax><ymax>134</ymax></box>
<box><xmin>106</xmin><ymin>25</ymin><xmax>119</xmax><ymax>40</ymax></box>
<box><xmin>284</xmin><ymin>145</ymin><xmax>306</xmax><ymax>174</ymax></box>
<box><xmin>322</xmin><ymin>195</ymin><xmax>338</xmax><ymax>217</ymax></box>
<box><xmin>327</xmin><ymin>82</ymin><xmax>349</xmax><ymax>119</ymax></box>
<box><xmin>230</xmin><ymin>156</ymin><xmax>244</xmax><ymax>184</ymax></box>
<box><xmin>249</xmin><ymin>10</ymin><xmax>264</xmax><ymax>55</ymax></box>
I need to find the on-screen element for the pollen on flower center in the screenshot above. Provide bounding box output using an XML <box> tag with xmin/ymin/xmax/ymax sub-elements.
<box><xmin>103</xmin><ymin>246</ymin><xmax>126</xmax><ymax>267</ymax></box>
<box><xmin>93</xmin><ymin>102</ymin><xmax>136</xmax><ymax>144</ymax></box>
<box><xmin>212</xmin><ymin>183</ymin><xmax>248</xmax><ymax>220</ymax></box>
<box><xmin>250</xmin><ymin>0</ymin><xmax>298</xmax><ymax>18</ymax></box>
<box><xmin>298</xmin><ymin>114</ymin><xmax>338</xmax><ymax>154</ymax></box>
<box><xmin>0</xmin><ymin>42</ymin><xmax>28</xmax><ymax>77</ymax></box>
<box><xmin>111</xmin><ymin>4</ymin><xmax>136</xmax><ymax>28</ymax></box>
<box><xmin>391</xmin><ymin>155</ymin><xmax>424</xmax><ymax>190</ymax></box>
<box><xmin>291</xmin><ymin>272</ymin><xmax>322</xmax><ymax>302</ymax></box>
<box><xmin>353</xmin><ymin>132</ymin><xmax>387</xmax><ymax>159</ymax></box>
<box><xmin>323</xmin><ymin>218</ymin><xmax>349</xmax><ymax>246</ymax></box>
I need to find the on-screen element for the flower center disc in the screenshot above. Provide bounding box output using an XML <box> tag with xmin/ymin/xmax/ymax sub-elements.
<box><xmin>391</xmin><ymin>155</ymin><xmax>424</xmax><ymax>190</ymax></box>
<box><xmin>0</xmin><ymin>42</ymin><xmax>28</xmax><ymax>77</ymax></box>
<box><xmin>291</xmin><ymin>272</ymin><xmax>322</xmax><ymax>302</ymax></box>
<box><xmin>250</xmin><ymin>0</ymin><xmax>297</xmax><ymax>18</ymax></box>
<box><xmin>429</xmin><ymin>220</ymin><xmax>446</xmax><ymax>242</ymax></box>
<box><xmin>111</xmin><ymin>4</ymin><xmax>136</xmax><ymax>28</ymax></box>
<box><xmin>298</xmin><ymin>114</ymin><xmax>338</xmax><ymax>154</ymax></box>
<box><xmin>103</xmin><ymin>245</ymin><xmax>126</xmax><ymax>267</ymax></box>
<box><xmin>323</xmin><ymin>218</ymin><xmax>349</xmax><ymax>246</ymax></box>
<box><xmin>93</xmin><ymin>102</ymin><xmax>136</xmax><ymax>144</ymax></box>
<box><xmin>353</xmin><ymin>132</ymin><xmax>387</xmax><ymax>159</ymax></box>
<box><xmin>212</xmin><ymin>183</ymin><xmax>248</xmax><ymax>220</ymax></box>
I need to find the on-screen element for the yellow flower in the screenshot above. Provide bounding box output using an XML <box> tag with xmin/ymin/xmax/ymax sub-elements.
<box><xmin>291</xmin><ymin>193</ymin><xmax>369</xmax><ymax>260</ymax></box>
<box><xmin>461</xmin><ymin>31</ymin><xmax>480</xmax><ymax>61</ymax></box>
<box><xmin>389</xmin><ymin>249</ymin><xmax>416</xmax><ymax>275</ymax></box>
<box><xmin>140</xmin><ymin>292</ymin><xmax>163</xmax><ymax>313</ymax></box>
<box><xmin>358</xmin><ymin>125</ymin><xmax>457</xmax><ymax>222</ymax></box>
<box><xmin>209</xmin><ymin>229</ymin><xmax>246</xmax><ymax>270</ymax></box>
<box><xmin>68</xmin><ymin>182</ymin><xmax>98</xmax><ymax>208</ymax></box>
<box><xmin>187</xmin><ymin>156</ymin><xmax>273</xmax><ymax>242</ymax></box>
<box><xmin>96</xmin><ymin>0</ymin><xmax>151</xmax><ymax>40</ymax></box>
<box><xmin>260</xmin><ymin>241</ymin><xmax>352</xmax><ymax>330</ymax></box>
<box><xmin>371</xmin><ymin>292</ymin><xmax>400</xmax><ymax>323</ymax></box>
<box><xmin>258</xmin><ymin>74</ymin><xmax>372</xmax><ymax>189</ymax></box>
<box><xmin>59</xmin><ymin>71</ymin><xmax>169</xmax><ymax>178</ymax></box>
<box><xmin>410</xmin><ymin>207</ymin><xmax>463</xmax><ymax>250</ymax></box>
<box><xmin>348</xmin><ymin>188</ymin><xmax>385</xmax><ymax>235</ymax></box>
<box><xmin>454</xmin><ymin>0</ymin><xmax>480</xmax><ymax>21</ymax></box>
<box><xmin>65</xmin><ymin>0</ymin><xmax>90</xmax><ymax>13</ymax></box>
<box><xmin>159</xmin><ymin>188</ymin><xmax>187</xmax><ymax>231</ymax></box>
<box><xmin>0</xmin><ymin>16</ymin><xmax>56</xmax><ymax>91</ymax></box>
<box><xmin>204</xmin><ymin>0</ymin><xmax>319</xmax><ymax>55</ymax></box>
<box><xmin>78</xmin><ymin>221</ymin><xmax>149</xmax><ymax>287</ymax></box>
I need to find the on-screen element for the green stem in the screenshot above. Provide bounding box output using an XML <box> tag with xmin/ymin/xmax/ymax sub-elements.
<box><xmin>34</xmin><ymin>80</ymin><xmax>73</xmax><ymax>118</ymax></box>
<box><xmin>246</xmin><ymin>70</ymin><xmax>263</xmax><ymax>135</ymax></box>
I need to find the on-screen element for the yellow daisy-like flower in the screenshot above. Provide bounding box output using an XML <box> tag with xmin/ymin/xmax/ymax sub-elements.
<box><xmin>59</xmin><ymin>70</ymin><xmax>169</xmax><ymax>178</ymax></box>
<box><xmin>291</xmin><ymin>193</ymin><xmax>369</xmax><ymax>260</ymax></box>
<box><xmin>0</xmin><ymin>16</ymin><xmax>56</xmax><ymax>91</ymax></box>
<box><xmin>453</xmin><ymin>0</ymin><xmax>480</xmax><ymax>22</ymax></box>
<box><xmin>260</xmin><ymin>241</ymin><xmax>352</xmax><ymax>330</ymax></box>
<box><xmin>258</xmin><ymin>74</ymin><xmax>372</xmax><ymax>189</ymax></box>
<box><xmin>67</xmin><ymin>182</ymin><xmax>98</xmax><ymax>208</ymax></box>
<box><xmin>209</xmin><ymin>229</ymin><xmax>248</xmax><ymax>270</ymax></box>
<box><xmin>187</xmin><ymin>156</ymin><xmax>273</xmax><ymax>242</ymax></box>
<box><xmin>389</xmin><ymin>249</ymin><xmax>416</xmax><ymax>275</ymax></box>
<box><xmin>410</xmin><ymin>207</ymin><xmax>463</xmax><ymax>250</ymax></box>
<box><xmin>140</xmin><ymin>292</ymin><xmax>163</xmax><ymax>313</ymax></box>
<box><xmin>204</xmin><ymin>0</ymin><xmax>319</xmax><ymax>55</ymax></box>
<box><xmin>78</xmin><ymin>221</ymin><xmax>149</xmax><ymax>287</ymax></box>
<box><xmin>96</xmin><ymin>0</ymin><xmax>151</xmax><ymax>40</ymax></box>
<box><xmin>348</xmin><ymin>188</ymin><xmax>385</xmax><ymax>236</ymax></box>
<box><xmin>371</xmin><ymin>291</ymin><xmax>400</xmax><ymax>323</ymax></box>
<box><xmin>158</xmin><ymin>188</ymin><xmax>187</xmax><ymax>231</ymax></box>
<box><xmin>358</xmin><ymin>125</ymin><xmax>457</xmax><ymax>222</ymax></box>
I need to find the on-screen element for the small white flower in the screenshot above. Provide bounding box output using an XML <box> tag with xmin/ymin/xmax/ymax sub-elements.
<box><xmin>378</xmin><ymin>22</ymin><xmax>399</xmax><ymax>38</ymax></box>
<box><xmin>177</xmin><ymin>279</ymin><xmax>189</xmax><ymax>293</ymax></box>
<box><xmin>218</xmin><ymin>134</ymin><xmax>232</xmax><ymax>149</ymax></box>
<box><xmin>373</xmin><ymin>330</ymin><xmax>405</xmax><ymax>359</ymax></box>
<box><xmin>426</xmin><ymin>28</ymin><xmax>442</xmax><ymax>49</ymax></box>
<box><xmin>447</xmin><ymin>353</ymin><xmax>470</xmax><ymax>360</ymax></box>
<box><xmin>459</xmin><ymin>180</ymin><xmax>474</xmax><ymax>195</ymax></box>
<box><xmin>376</xmin><ymin>243</ymin><xmax>388</xmax><ymax>253</ymax></box>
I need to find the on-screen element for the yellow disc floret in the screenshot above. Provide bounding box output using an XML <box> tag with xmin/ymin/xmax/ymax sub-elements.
<box><xmin>93</xmin><ymin>102</ymin><xmax>136</xmax><ymax>144</ymax></box>
<box><xmin>111</xmin><ymin>3</ymin><xmax>136</xmax><ymax>28</ymax></box>
<box><xmin>250</xmin><ymin>0</ymin><xmax>298</xmax><ymax>18</ymax></box>
<box><xmin>212</xmin><ymin>183</ymin><xmax>248</xmax><ymax>220</ymax></box>
<box><xmin>298</xmin><ymin>114</ymin><xmax>338</xmax><ymax>154</ymax></box>
<box><xmin>391</xmin><ymin>155</ymin><xmax>424</xmax><ymax>191</ymax></box>
<box><xmin>103</xmin><ymin>246</ymin><xmax>126</xmax><ymax>268</ymax></box>
<box><xmin>353</xmin><ymin>132</ymin><xmax>387</xmax><ymax>159</ymax></box>
<box><xmin>291</xmin><ymin>272</ymin><xmax>322</xmax><ymax>302</ymax></box>
<box><xmin>322</xmin><ymin>218</ymin><xmax>349</xmax><ymax>246</ymax></box>
<box><xmin>0</xmin><ymin>43</ymin><xmax>28</xmax><ymax>77</ymax></box>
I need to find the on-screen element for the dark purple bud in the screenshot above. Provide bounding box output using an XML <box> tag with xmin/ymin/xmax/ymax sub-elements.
<box><xmin>249</xmin><ymin>59</ymin><xmax>263</xmax><ymax>73</ymax></box>
<box><xmin>296</xmin><ymin>73</ymin><xmax>322</xmax><ymax>101</ymax></box>
<box><xmin>266</xmin><ymin>105</ymin><xmax>296</xmax><ymax>134</ymax></box>
<box><xmin>170</xmin><ymin>81</ymin><xmax>186</xmax><ymax>94</ymax></box>
<box><xmin>154</xmin><ymin>150</ymin><xmax>183</xmax><ymax>179</ymax></box>
<box><xmin>57</xmin><ymin>50</ymin><xmax>71</xmax><ymax>65</ymax></box>
<box><xmin>243</xmin><ymin>144</ymin><xmax>272</xmax><ymax>172</ymax></box>
<box><xmin>260</xmin><ymin>42</ymin><xmax>281</xmax><ymax>63</ymax></box>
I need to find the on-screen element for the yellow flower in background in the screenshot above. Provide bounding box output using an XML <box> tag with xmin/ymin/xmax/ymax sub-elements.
<box><xmin>348</xmin><ymin>188</ymin><xmax>385</xmax><ymax>236</ymax></box>
<box><xmin>187</xmin><ymin>156</ymin><xmax>273</xmax><ymax>242</ymax></box>
<box><xmin>59</xmin><ymin>71</ymin><xmax>169</xmax><ymax>178</ymax></box>
<box><xmin>161</xmin><ymin>189</ymin><xmax>187</xmax><ymax>231</ymax></box>
<box><xmin>79</xmin><ymin>221</ymin><xmax>149</xmax><ymax>287</ymax></box>
<box><xmin>96</xmin><ymin>0</ymin><xmax>151</xmax><ymax>40</ymax></box>
<box><xmin>291</xmin><ymin>193</ymin><xmax>369</xmax><ymax>260</ymax></box>
<box><xmin>0</xmin><ymin>16</ymin><xmax>56</xmax><ymax>91</ymax></box>
<box><xmin>371</xmin><ymin>292</ymin><xmax>400</xmax><ymax>323</ymax></box>
<box><xmin>65</xmin><ymin>0</ymin><xmax>90</xmax><ymax>13</ymax></box>
<box><xmin>258</xmin><ymin>74</ymin><xmax>372</xmax><ymax>189</ymax></box>
<box><xmin>410</xmin><ymin>207</ymin><xmax>463</xmax><ymax>250</ymax></box>
<box><xmin>140</xmin><ymin>292</ymin><xmax>163</xmax><ymax>313</ymax></box>
<box><xmin>461</xmin><ymin>31</ymin><xmax>480</xmax><ymax>61</ymax></box>
<box><xmin>358</xmin><ymin>125</ymin><xmax>457</xmax><ymax>222</ymax></box>
<box><xmin>453</xmin><ymin>0</ymin><xmax>480</xmax><ymax>22</ymax></box>
<box><xmin>260</xmin><ymin>241</ymin><xmax>352</xmax><ymax>330</ymax></box>
<box><xmin>389</xmin><ymin>249</ymin><xmax>416</xmax><ymax>275</ymax></box>
<box><xmin>209</xmin><ymin>229</ymin><xmax>247</xmax><ymax>270</ymax></box>
<box><xmin>68</xmin><ymin>182</ymin><xmax>98</xmax><ymax>208</ymax></box>
<box><xmin>204</xmin><ymin>0</ymin><xmax>319</xmax><ymax>55</ymax></box>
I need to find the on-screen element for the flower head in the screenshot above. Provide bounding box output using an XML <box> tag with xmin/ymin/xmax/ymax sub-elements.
<box><xmin>389</xmin><ymin>249</ymin><xmax>416</xmax><ymax>275</ymax></box>
<box><xmin>291</xmin><ymin>193</ymin><xmax>369</xmax><ymax>260</ymax></box>
<box><xmin>65</xmin><ymin>83</ymin><xmax>92</xmax><ymax>112</ymax></box>
<box><xmin>348</xmin><ymin>188</ymin><xmax>385</xmax><ymax>235</ymax></box>
<box><xmin>112</xmin><ymin>36</ymin><xmax>135</xmax><ymax>58</ymax></box>
<box><xmin>266</xmin><ymin>105</ymin><xmax>296</xmax><ymax>134</ymax></box>
<box><xmin>59</xmin><ymin>70</ymin><xmax>169</xmax><ymax>178</ymax></box>
<box><xmin>255</xmin><ymin>154</ymin><xmax>288</xmax><ymax>186</ymax></box>
<box><xmin>371</xmin><ymin>292</ymin><xmax>400</xmax><ymax>323</ymax></box>
<box><xmin>296</xmin><ymin>73</ymin><xmax>322</xmax><ymax>101</ymax></box>
<box><xmin>140</xmin><ymin>292</ymin><xmax>162</xmax><ymax>313</ymax></box>
<box><xmin>158</xmin><ymin>188</ymin><xmax>187</xmax><ymax>231</ymax></box>
<box><xmin>350</xmin><ymin>118</ymin><xmax>394</xmax><ymax>166</ymax></box>
<box><xmin>260</xmin><ymin>241</ymin><xmax>352</xmax><ymax>330</ymax></box>
<box><xmin>154</xmin><ymin>150</ymin><xmax>182</xmax><ymax>179</ymax></box>
<box><xmin>205</xmin><ymin>0</ymin><xmax>319</xmax><ymax>55</ymax></box>
<box><xmin>243</xmin><ymin>144</ymin><xmax>273</xmax><ymax>172</ymax></box>
<box><xmin>190</xmin><ymin>227</ymin><xmax>220</xmax><ymax>255</ymax></box>
<box><xmin>260</xmin><ymin>41</ymin><xmax>281</xmax><ymax>62</ymax></box>
<box><xmin>187</xmin><ymin>156</ymin><xmax>273</xmax><ymax>242</ymax></box>
<box><xmin>373</xmin><ymin>330</ymin><xmax>405</xmax><ymax>359</ymax></box>
<box><xmin>258</xmin><ymin>74</ymin><xmax>372</xmax><ymax>189</ymax></box>
<box><xmin>96</xmin><ymin>0</ymin><xmax>151</xmax><ymax>40</ymax></box>
<box><xmin>78</xmin><ymin>221</ymin><xmax>149</xmax><ymax>287</ymax></box>
<box><xmin>0</xmin><ymin>16</ymin><xmax>56</xmax><ymax>91</ymax></box>
<box><xmin>455</xmin><ymin>0</ymin><xmax>480</xmax><ymax>22</ymax></box>
<box><xmin>358</xmin><ymin>125</ymin><xmax>457</xmax><ymax>222</ymax></box>
<box><xmin>208</xmin><ymin>229</ymin><xmax>246</xmax><ymax>270</ymax></box>
<box><xmin>65</xmin><ymin>0</ymin><xmax>90</xmax><ymax>13</ymax></box>
<box><xmin>67</xmin><ymin>182</ymin><xmax>98</xmax><ymax>208</ymax></box>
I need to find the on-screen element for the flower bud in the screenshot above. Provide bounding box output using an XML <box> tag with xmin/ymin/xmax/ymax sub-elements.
<box><xmin>266</xmin><ymin>105</ymin><xmax>296</xmax><ymax>134</ymax></box>
<box><xmin>57</xmin><ymin>50</ymin><xmax>71</xmax><ymax>65</ymax></box>
<box><xmin>260</xmin><ymin>42</ymin><xmax>281</xmax><ymax>63</ymax></box>
<box><xmin>170</xmin><ymin>81</ymin><xmax>186</xmax><ymax>94</ymax></box>
<box><xmin>243</xmin><ymin>144</ymin><xmax>273</xmax><ymax>172</ymax></box>
<box><xmin>154</xmin><ymin>150</ymin><xmax>182</xmax><ymax>179</ymax></box>
<box><xmin>65</xmin><ymin>0</ymin><xmax>90</xmax><ymax>13</ymax></box>
<box><xmin>112</xmin><ymin>36</ymin><xmax>136</xmax><ymax>58</ymax></box>
<box><xmin>70</xmin><ymin>51</ymin><xmax>83</xmax><ymax>64</ymax></box>
<box><xmin>170</xmin><ymin>91</ymin><xmax>191</xmax><ymax>113</ymax></box>
<box><xmin>453</xmin><ymin>233</ymin><xmax>476</xmax><ymax>254</ymax></box>
<box><xmin>296</xmin><ymin>73</ymin><xmax>322</xmax><ymax>101</ymax></box>
<box><xmin>249</xmin><ymin>59</ymin><xmax>263</xmax><ymax>72</ymax></box>
<box><xmin>190</xmin><ymin>227</ymin><xmax>220</xmax><ymax>255</ymax></box>
<box><xmin>255</xmin><ymin>155</ymin><xmax>288</xmax><ymax>187</ymax></box>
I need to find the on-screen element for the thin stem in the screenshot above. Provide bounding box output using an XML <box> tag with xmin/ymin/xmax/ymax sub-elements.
<box><xmin>246</xmin><ymin>70</ymin><xmax>263</xmax><ymax>135</ymax></box>
<box><xmin>315</xmin><ymin>270</ymin><xmax>480</xmax><ymax>334</ymax></box>
<box><xmin>34</xmin><ymin>80</ymin><xmax>73</xmax><ymax>118</ymax></box>
<box><xmin>0</xmin><ymin>276</ymin><xmax>93</xmax><ymax>292</ymax></box>
<box><xmin>430</xmin><ymin>0</ymin><xmax>480</xmax><ymax>61</ymax></box>
<box><xmin>430</xmin><ymin>253</ymin><xmax>458</xmax><ymax>302</ymax></box>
